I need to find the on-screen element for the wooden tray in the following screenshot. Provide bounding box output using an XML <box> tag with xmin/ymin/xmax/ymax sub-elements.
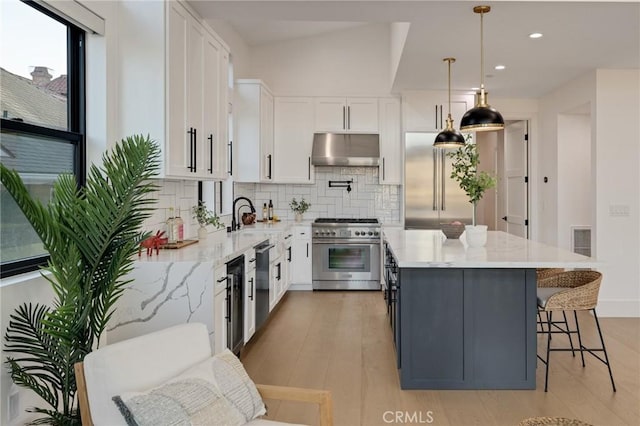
<box><xmin>161</xmin><ymin>239</ymin><xmax>198</xmax><ymax>249</ymax></box>
<box><xmin>256</xmin><ymin>219</ymin><xmax>281</xmax><ymax>223</ymax></box>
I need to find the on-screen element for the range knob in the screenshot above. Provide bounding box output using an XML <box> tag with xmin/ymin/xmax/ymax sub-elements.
<box><xmin>368</xmin><ymin>231</ymin><xmax>373</xmax><ymax>236</ymax></box>
<box><xmin>355</xmin><ymin>231</ymin><xmax>360</xmax><ymax>236</ymax></box>
<box><xmin>315</xmin><ymin>231</ymin><xmax>319</xmax><ymax>236</ymax></box>
<box><xmin>374</xmin><ymin>231</ymin><xmax>379</xmax><ymax>236</ymax></box>
<box><xmin>331</xmin><ymin>231</ymin><xmax>337</xmax><ymax>236</ymax></box>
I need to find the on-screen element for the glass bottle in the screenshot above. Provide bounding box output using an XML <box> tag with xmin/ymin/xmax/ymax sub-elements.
<box><xmin>262</xmin><ymin>203</ymin><xmax>268</xmax><ymax>222</ymax></box>
<box><xmin>174</xmin><ymin>207</ymin><xmax>184</xmax><ymax>243</ymax></box>
<box><xmin>166</xmin><ymin>207</ymin><xmax>176</xmax><ymax>244</ymax></box>
<box><xmin>268</xmin><ymin>199</ymin><xmax>274</xmax><ymax>222</ymax></box>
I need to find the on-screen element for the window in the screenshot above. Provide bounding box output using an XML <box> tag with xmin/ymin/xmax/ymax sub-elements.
<box><xmin>0</xmin><ymin>0</ymin><xmax>85</xmax><ymax>278</ymax></box>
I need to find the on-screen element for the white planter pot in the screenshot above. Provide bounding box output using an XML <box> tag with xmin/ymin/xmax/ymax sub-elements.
<box><xmin>295</xmin><ymin>212</ymin><xmax>304</xmax><ymax>222</ymax></box>
<box><xmin>465</xmin><ymin>225</ymin><xmax>488</xmax><ymax>248</ymax></box>
<box><xmin>197</xmin><ymin>226</ymin><xmax>208</xmax><ymax>241</ymax></box>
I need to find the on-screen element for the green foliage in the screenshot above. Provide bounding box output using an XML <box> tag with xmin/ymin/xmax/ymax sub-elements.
<box><xmin>192</xmin><ymin>201</ymin><xmax>223</xmax><ymax>229</ymax></box>
<box><xmin>289</xmin><ymin>197</ymin><xmax>311</xmax><ymax>214</ymax></box>
<box><xmin>1</xmin><ymin>135</ymin><xmax>160</xmax><ymax>425</ymax></box>
<box><xmin>447</xmin><ymin>143</ymin><xmax>497</xmax><ymax>212</ymax></box>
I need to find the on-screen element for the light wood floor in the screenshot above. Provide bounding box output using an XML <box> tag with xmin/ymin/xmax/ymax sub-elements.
<box><xmin>241</xmin><ymin>291</ymin><xmax>640</xmax><ymax>426</ymax></box>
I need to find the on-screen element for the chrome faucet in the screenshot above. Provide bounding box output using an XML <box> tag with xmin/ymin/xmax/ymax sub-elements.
<box><xmin>231</xmin><ymin>197</ymin><xmax>256</xmax><ymax>231</ymax></box>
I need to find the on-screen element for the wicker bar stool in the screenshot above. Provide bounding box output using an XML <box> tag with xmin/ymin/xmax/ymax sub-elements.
<box><xmin>537</xmin><ymin>270</ymin><xmax>616</xmax><ymax>392</ymax></box>
<box><xmin>536</xmin><ymin>269</ymin><xmax>571</xmax><ymax>344</ymax></box>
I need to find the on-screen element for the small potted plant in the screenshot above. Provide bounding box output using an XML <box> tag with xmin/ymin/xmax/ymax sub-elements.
<box><xmin>289</xmin><ymin>197</ymin><xmax>311</xmax><ymax>222</ymax></box>
<box><xmin>192</xmin><ymin>201</ymin><xmax>223</xmax><ymax>240</ymax></box>
<box><xmin>447</xmin><ymin>143</ymin><xmax>496</xmax><ymax>247</ymax></box>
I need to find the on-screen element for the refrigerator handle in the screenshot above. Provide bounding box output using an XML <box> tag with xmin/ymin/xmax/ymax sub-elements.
<box><xmin>433</xmin><ymin>150</ymin><xmax>438</xmax><ymax>210</ymax></box>
<box><xmin>441</xmin><ymin>149</ymin><xmax>446</xmax><ymax>211</ymax></box>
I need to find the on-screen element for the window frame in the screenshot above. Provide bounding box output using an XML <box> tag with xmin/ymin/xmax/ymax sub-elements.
<box><xmin>0</xmin><ymin>1</ymin><xmax>86</xmax><ymax>278</ymax></box>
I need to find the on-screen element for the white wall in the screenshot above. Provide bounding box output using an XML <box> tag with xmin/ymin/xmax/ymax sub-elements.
<box><xmin>557</xmin><ymin>113</ymin><xmax>591</xmax><ymax>250</ymax></box>
<box><xmin>593</xmin><ymin>69</ymin><xmax>640</xmax><ymax>316</ymax></box>
<box><xmin>248</xmin><ymin>23</ymin><xmax>391</xmax><ymax>96</ymax></box>
<box><xmin>205</xmin><ymin>19</ymin><xmax>251</xmax><ymax>79</ymax></box>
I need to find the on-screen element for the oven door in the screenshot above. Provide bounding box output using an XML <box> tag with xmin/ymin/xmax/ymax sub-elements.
<box><xmin>312</xmin><ymin>240</ymin><xmax>380</xmax><ymax>288</ymax></box>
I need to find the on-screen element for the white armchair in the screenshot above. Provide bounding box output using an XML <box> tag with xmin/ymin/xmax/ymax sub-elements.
<box><xmin>74</xmin><ymin>323</ymin><xmax>333</xmax><ymax>426</ymax></box>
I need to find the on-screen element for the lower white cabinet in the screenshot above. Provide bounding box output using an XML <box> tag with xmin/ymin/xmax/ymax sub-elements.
<box><xmin>244</xmin><ymin>248</ymin><xmax>256</xmax><ymax>343</ymax></box>
<box><xmin>213</xmin><ymin>263</ymin><xmax>228</xmax><ymax>355</ymax></box>
<box><xmin>291</xmin><ymin>226</ymin><xmax>312</xmax><ymax>285</ymax></box>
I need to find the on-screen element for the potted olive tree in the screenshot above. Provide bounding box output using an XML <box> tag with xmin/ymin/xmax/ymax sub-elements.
<box><xmin>447</xmin><ymin>143</ymin><xmax>496</xmax><ymax>247</ymax></box>
<box><xmin>1</xmin><ymin>135</ymin><xmax>160</xmax><ymax>425</ymax></box>
<box><xmin>192</xmin><ymin>201</ymin><xmax>223</xmax><ymax>240</ymax></box>
<box><xmin>289</xmin><ymin>197</ymin><xmax>311</xmax><ymax>222</ymax></box>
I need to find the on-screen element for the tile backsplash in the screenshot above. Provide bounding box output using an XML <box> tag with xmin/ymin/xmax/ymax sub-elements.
<box><xmin>235</xmin><ymin>167</ymin><xmax>401</xmax><ymax>223</ymax></box>
<box><xmin>142</xmin><ymin>179</ymin><xmax>199</xmax><ymax>238</ymax></box>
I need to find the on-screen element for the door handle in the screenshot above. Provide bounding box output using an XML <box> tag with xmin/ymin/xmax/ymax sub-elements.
<box><xmin>208</xmin><ymin>134</ymin><xmax>214</xmax><ymax>173</ymax></box>
<box><xmin>435</xmin><ymin>105</ymin><xmax>438</xmax><ymax>130</ymax></box>
<box><xmin>347</xmin><ymin>106</ymin><xmax>351</xmax><ymax>129</ymax></box>
<box><xmin>308</xmin><ymin>156</ymin><xmax>311</xmax><ymax>180</ymax></box>
<box><xmin>267</xmin><ymin>154</ymin><xmax>272</xmax><ymax>180</ymax></box>
<box><xmin>382</xmin><ymin>157</ymin><xmax>386</xmax><ymax>181</ymax></box>
<box><xmin>343</xmin><ymin>106</ymin><xmax>346</xmax><ymax>129</ymax></box>
<box><xmin>287</xmin><ymin>246</ymin><xmax>292</xmax><ymax>262</ymax></box>
<box><xmin>249</xmin><ymin>277</ymin><xmax>254</xmax><ymax>301</ymax></box>
<box><xmin>276</xmin><ymin>262</ymin><xmax>281</xmax><ymax>280</ymax></box>
<box><xmin>306</xmin><ymin>242</ymin><xmax>309</xmax><ymax>257</ymax></box>
<box><xmin>502</xmin><ymin>216</ymin><xmax>508</xmax><ymax>221</ymax></box>
<box><xmin>187</xmin><ymin>128</ymin><xmax>194</xmax><ymax>172</ymax></box>
<box><xmin>193</xmin><ymin>128</ymin><xmax>197</xmax><ymax>172</ymax></box>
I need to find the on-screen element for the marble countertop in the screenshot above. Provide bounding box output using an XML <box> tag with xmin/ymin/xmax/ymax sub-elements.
<box><xmin>383</xmin><ymin>229</ymin><xmax>600</xmax><ymax>269</ymax></box>
<box><xmin>136</xmin><ymin>221</ymin><xmax>303</xmax><ymax>266</ymax></box>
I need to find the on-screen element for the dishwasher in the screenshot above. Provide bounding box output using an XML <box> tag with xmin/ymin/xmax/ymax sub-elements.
<box><xmin>254</xmin><ymin>241</ymin><xmax>274</xmax><ymax>332</ymax></box>
<box><xmin>226</xmin><ymin>256</ymin><xmax>245</xmax><ymax>355</ymax></box>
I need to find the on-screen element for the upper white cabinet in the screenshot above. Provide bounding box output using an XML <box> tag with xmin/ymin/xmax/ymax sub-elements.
<box><xmin>118</xmin><ymin>0</ymin><xmax>229</xmax><ymax>180</ymax></box>
<box><xmin>402</xmin><ymin>91</ymin><xmax>473</xmax><ymax>132</ymax></box>
<box><xmin>314</xmin><ymin>97</ymin><xmax>378</xmax><ymax>133</ymax></box>
<box><xmin>273</xmin><ymin>97</ymin><xmax>315</xmax><ymax>184</ymax></box>
<box><xmin>234</xmin><ymin>80</ymin><xmax>274</xmax><ymax>183</ymax></box>
<box><xmin>378</xmin><ymin>98</ymin><xmax>402</xmax><ymax>185</ymax></box>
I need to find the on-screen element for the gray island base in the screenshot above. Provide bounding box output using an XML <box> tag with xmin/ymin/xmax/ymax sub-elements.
<box><xmin>383</xmin><ymin>229</ymin><xmax>599</xmax><ymax>390</ymax></box>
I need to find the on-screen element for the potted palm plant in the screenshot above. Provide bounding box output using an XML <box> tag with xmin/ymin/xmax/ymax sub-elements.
<box><xmin>447</xmin><ymin>143</ymin><xmax>496</xmax><ymax>247</ymax></box>
<box><xmin>1</xmin><ymin>135</ymin><xmax>160</xmax><ymax>425</ymax></box>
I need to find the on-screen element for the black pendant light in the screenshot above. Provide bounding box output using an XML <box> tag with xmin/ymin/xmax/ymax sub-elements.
<box><xmin>460</xmin><ymin>5</ymin><xmax>504</xmax><ymax>132</ymax></box>
<box><xmin>434</xmin><ymin>57</ymin><xmax>466</xmax><ymax>148</ymax></box>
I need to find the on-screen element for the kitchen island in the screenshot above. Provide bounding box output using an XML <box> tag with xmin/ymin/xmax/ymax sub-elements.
<box><xmin>383</xmin><ymin>229</ymin><xmax>599</xmax><ymax>390</ymax></box>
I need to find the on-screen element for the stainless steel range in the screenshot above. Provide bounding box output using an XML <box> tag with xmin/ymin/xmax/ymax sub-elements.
<box><xmin>312</xmin><ymin>218</ymin><xmax>381</xmax><ymax>290</ymax></box>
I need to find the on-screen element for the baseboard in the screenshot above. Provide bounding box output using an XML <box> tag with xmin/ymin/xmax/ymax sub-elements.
<box><xmin>596</xmin><ymin>299</ymin><xmax>640</xmax><ymax>317</ymax></box>
<box><xmin>289</xmin><ymin>283</ymin><xmax>312</xmax><ymax>291</ymax></box>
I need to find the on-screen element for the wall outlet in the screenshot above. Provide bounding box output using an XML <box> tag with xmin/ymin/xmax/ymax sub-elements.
<box><xmin>8</xmin><ymin>391</ymin><xmax>19</xmax><ymax>421</ymax></box>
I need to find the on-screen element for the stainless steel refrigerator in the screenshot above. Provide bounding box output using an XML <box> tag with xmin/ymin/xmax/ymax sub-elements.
<box><xmin>404</xmin><ymin>132</ymin><xmax>472</xmax><ymax>229</ymax></box>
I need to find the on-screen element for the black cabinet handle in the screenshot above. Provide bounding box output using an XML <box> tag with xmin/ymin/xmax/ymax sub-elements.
<box><xmin>306</xmin><ymin>242</ymin><xmax>309</xmax><ymax>257</ymax></box>
<box><xmin>224</xmin><ymin>276</ymin><xmax>231</xmax><ymax>321</ymax></box>
<box><xmin>347</xmin><ymin>106</ymin><xmax>351</xmax><ymax>129</ymax></box>
<box><xmin>308</xmin><ymin>156</ymin><xmax>311</xmax><ymax>180</ymax></box>
<box><xmin>382</xmin><ymin>157</ymin><xmax>386</xmax><ymax>180</ymax></box>
<box><xmin>287</xmin><ymin>246</ymin><xmax>292</xmax><ymax>262</ymax></box>
<box><xmin>285</xmin><ymin>234</ymin><xmax>292</xmax><ymax>240</ymax></box>
<box><xmin>217</xmin><ymin>276</ymin><xmax>227</xmax><ymax>283</ymax></box>
<box><xmin>208</xmin><ymin>134</ymin><xmax>214</xmax><ymax>173</ymax></box>
<box><xmin>187</xmin><ymin>128</ymin><xmax>194</xmax><ymax>172</ymax></box>
<box><xmin>228</xmin><ymin>141</ymin><xmax>233</xmax><ymax>175</ymax></box>
<box><xmin>193</xmin><ymin>128</ymin><xmax>197</xmax><ymax>172</ymax></box>
<box><xmin>267</xmin><ymin>154</ymin><xmax>272</xmax><ymax>180</ymax></box>
<box><xmin>435</xmin><ymin>105</ymin><xmax>438</xmax><ymax>130</ymax></box>
<box><xmin>502</xmin><ymin>216</ymin><xmax>508</xmax><ymax>221</ymax></box>
<box><xmin>276</xmin><ymin>262</ymin><xmax>281</xmax><ymax>280</ymax></box>
<box><xmin>249</xmin><ymin>257</ymin><xmax>256</xmax><ymax>263</ymax></box>
<box><xmin>343</xmin><ymin>106</ymin><xmax>346</xmax><ymax>129</ymax></box>
<box><xmin>249</xmin><ymin>277</ymin><xmax>254</xmax><ymax>301</ymax></box>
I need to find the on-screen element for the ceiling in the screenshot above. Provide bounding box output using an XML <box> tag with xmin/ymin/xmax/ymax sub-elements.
<box><xmin>188</xmin><ymin>1</ymin><xmax>640</xmax><ymax>98</ymax></box>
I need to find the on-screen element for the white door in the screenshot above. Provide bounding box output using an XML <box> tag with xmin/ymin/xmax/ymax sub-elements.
<box><xmin>502</xmin><ymin>121</ymin><xmax>529</xmax><ymax>238</ymax></box>
<box><xmin>346</xmin><ymin>98</ymin><xmax>378</xmax><ymax>132</ymax></box>
<box><xmin>273</xmin><ymin>97</ymin><xmax>315</xmax><ymax>183</ymax></box>
<box><xmin>314</xmin><ymin>97</ymin><xmax>347</xmax><ymax>131</ymax></box>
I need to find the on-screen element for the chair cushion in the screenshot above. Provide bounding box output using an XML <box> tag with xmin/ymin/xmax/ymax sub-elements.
<box><xmin>537</xmin><ymin>287</ymin><xmax>566</xmax><ymax>308</ymax></box>
<box><xmin>83</xmin><ymin>323</ymin><xmax>212</xmax><ymax>425</ymax></box>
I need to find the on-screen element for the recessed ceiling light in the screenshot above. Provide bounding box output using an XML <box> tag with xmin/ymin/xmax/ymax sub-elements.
<box><xmin>495</xmin><ymin>65</ymin><xmax>506</xmax><ymax>70</ymax></box>
<box><xmin>529</xmin><ymin>32</ymin><xmax>543</xmax><ymax>39</ymax></box>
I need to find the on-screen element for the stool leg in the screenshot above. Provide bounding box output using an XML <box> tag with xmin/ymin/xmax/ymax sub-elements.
<box><xmin>562</xmin><ymin>311</ymin><xmax>575</xmax><ymax>357</ymax></box>
<box><xmin>573</xmin><ymin>311</ymin><xmax>586</xmax><ymax>367</ymax></box>
<box><xmin>544</xmin><ymin>311</ymin><xmax>553</xmax><ymax>392</ymax></box>
<box><xmin>592</xmin><ymin>309</ymin><xmax>616</xmax><ymax>392</ymax></box>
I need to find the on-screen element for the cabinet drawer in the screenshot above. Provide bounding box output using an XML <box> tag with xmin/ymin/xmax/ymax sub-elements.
<box><xmin>213</xmin><ymin>263</ymin><xmax>228</xmax><ymax>294</ymax></box>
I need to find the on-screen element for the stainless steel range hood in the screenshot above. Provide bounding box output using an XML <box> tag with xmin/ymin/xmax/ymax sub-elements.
<box><xmin>311</xmin><ymin>133</ymin><xmax>380</xmax><ymax>167</ymax></box>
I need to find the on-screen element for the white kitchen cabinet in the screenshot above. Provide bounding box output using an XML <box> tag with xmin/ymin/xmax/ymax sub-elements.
<box><xmin>283</xmin><ymin>232</ymin><xmax>293</xmax><ymax>294</ymax></box>
<box><xmin>273</xmin><ymin>97</ymin><xmax>315</xmax><ymax>183</ymax></box>
<box><xmin>314</xmin><ymin>97</ymin><xmax>378</xmax><ymax>133</ymax></box>
<box><xmin>118</xmin><ymin>0</ymin><xmax>230</xmax><ymax>180</ymax></box>
<box><xmin>402</xmin><ymin>91</ymin><xmax>472</xmax><ymax>132</ymax></box>
<box><xmin>269</xmin><ymin>255</ymin><xmax>283</xmax><ymax>311</ymax></box>
<box><xmin>234</xmin><ymin>80</ymin><xmax>274</xmax><ymax>182</ymax></box>
<box><xmin>244</xmin><ymin>248</ymin><xmax>256</xmax><ymax>343</ymax></box>
<box><xmin>291</xmin><ymin>225</ymin><xmax>312</xmax><ymax>285</ymax></box>
<box><xmin>378</xmin><ymin>98</ymin><xmax>402</xmax><ymax>185</ymax></box>
<box><xmin>213</xmin><ymin>263</ymin><xmax>228</xmax><ymax>354</ymax></box>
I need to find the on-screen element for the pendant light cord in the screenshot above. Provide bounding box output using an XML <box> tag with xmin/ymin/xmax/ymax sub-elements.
<box><xmin>480</xmin><ymin>9</ymin><xmax>484</xmax><ymax>90</ymax></box>
<box><xmin>447</xmin><ymin>59</ymin><xmax>452</xmax><ymax>116</ymax></box>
